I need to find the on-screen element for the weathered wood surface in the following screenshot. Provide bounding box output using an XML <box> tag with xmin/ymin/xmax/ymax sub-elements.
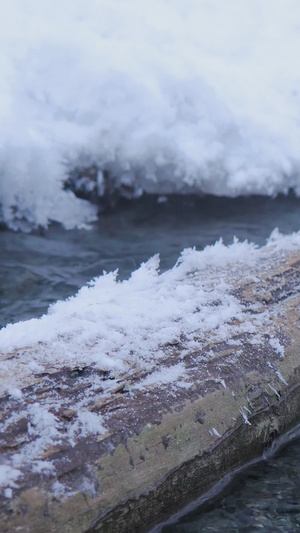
<box><xmin>2</xmin><ymin>246</ymin><xmax>300</xmax><ymax>532</ymax></box>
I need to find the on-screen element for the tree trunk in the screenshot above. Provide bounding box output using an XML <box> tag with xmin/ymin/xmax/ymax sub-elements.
<box><xmin>1</xmin><ymin>246</ymin><xmax>300</xmax><ymax>532</ymax></box>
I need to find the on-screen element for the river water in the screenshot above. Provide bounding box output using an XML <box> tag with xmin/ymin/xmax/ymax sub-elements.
<box><xmin>158</xmin><ymin>427</ymin><xmax>300</xmax><ymax>532</ymax></box>
<box><xmin>1</xmin><ymin>193</ymin><xmax>300</xmax><ymax>530</ymax></box>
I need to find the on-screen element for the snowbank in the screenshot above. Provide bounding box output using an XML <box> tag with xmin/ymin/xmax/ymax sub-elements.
<box><xmin>1</xmin><ymin>1</ymin><xmax>300</xmax><ymax>229</ymax></box>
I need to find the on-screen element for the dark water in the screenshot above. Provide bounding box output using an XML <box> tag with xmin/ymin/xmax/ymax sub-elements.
<box><xmin>2</xmin><ymin>193</ymin><xmax>300</xmax><ymax>328</ymax></box>
<box><xmin>2</xmin><ymin>193</ymin><xmax>300</xmax><ymax>531</ymax></box>
<box><xmin>158</xmin><ymin>430</ymin><xmax>300</xmax><ymax>532</ymax></box>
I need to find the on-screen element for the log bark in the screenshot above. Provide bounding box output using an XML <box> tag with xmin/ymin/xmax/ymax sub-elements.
<box><xmin>2</xmin><ymin>246</ymin><xmax>300</xmax><ymax>532</ymax></box>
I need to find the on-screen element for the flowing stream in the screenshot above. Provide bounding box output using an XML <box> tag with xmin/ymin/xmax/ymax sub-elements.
<box><xmin>1</xmin><ymin>193</ymin><xmax>300</xmax><ymax>530</ymax></box>
<box><xmin>156</xmin><ymin>427</ymin><xmax>300</xmax><ymax>532</ymax></box>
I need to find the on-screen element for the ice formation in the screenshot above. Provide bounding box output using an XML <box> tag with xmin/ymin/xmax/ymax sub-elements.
<box><xmin>0</xmin><ymin>230</ymin><xmax>298</xmax><ymax>392</ymax></box>
<box><xmin>1</xmin><ymin>1</ymin><xmax>300</xmax><ymax>229</ymax></box>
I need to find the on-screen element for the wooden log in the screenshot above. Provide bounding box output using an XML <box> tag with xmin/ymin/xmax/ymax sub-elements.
<box><xmin>1</xmin><ymin>244</ymin><xmax>300</xmax><ymax>532</ymax></box>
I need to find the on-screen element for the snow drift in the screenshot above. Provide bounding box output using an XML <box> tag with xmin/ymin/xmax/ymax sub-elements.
<box><xmin>1</xmin><ymin>0</ymin><xmax>300</xmax><ymax>229</ymax></box>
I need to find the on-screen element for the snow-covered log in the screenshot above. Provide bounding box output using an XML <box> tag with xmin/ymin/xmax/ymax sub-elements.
<box><xmin>1</xmin><ymin>236</ymin><xmax>300</xmax><ymax>531</ymax></box>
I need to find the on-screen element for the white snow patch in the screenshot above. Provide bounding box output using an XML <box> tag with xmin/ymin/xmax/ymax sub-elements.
<box><xmin>51</xmin><ymin>480</ymin><xmax>66</xmax><ymax>498</ymax></box>
<box><xmin>31</xmin><ymin>461</ymin><xmax>55</xmax><ymax>475</ymax></box>
<box><xmin>1</xmin><ymin>2</ymin><xmax>300</xmax><ymax>229</ymax></box>
<box><xmin>27</xmin><ymin>403</ymin><xmax>60</xmax><ymax>442</ymax></box>
<box><xmin>7</xmin><ymin>387</ymin><xmax>22</xmax><ymax>399</ymax></box>
<box><xmin>136</xmin><ymin>363</ymin><xmax>186</xmax><ymax>390</ymax></box>
<box><xmin>4</xmin><ymin>488</ymin><xmax>12</xmax><ymax>499</ymax></box>
<box><xmin>176</xmin><ymin>380</ymin><xmax>191</xmax><ymax>389</ymax></box>
<box><xmin>267</xmin><ymin>229</ymin><xmax>300</xmax><ymax>251</ymax></box>
<box><xmin>68</xmin><ymin>411</ymin><xmax>106</xmax><ymax>440</ymax></box>
<box><xmin>0</xmin><ymin>465</ymin><xmax>21</xmax><ymax>488</ymax></box>
<box><xmin>5</xmin><ymin>403</ymin><xmax>63</xmax><ymax>472</ymax></box>
<box><xmin>27</xmin><ymin>361</ymin><xmax>45</xmax><ymax>373</ymax></box>
<box><xmin>269</xmin><ymin>336</ymin><xmax>285</xmax><ymax>358</ymax></box>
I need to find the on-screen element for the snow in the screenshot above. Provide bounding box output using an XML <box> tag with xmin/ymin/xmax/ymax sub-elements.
<box><xmin>0</xmin><ymin>466</ymin><xmax>21</xmax><ymax>489</ymax></box>
<box><xmin>0</xmin><ymin>238</ymin><xmax>262</xmax><ymax>391</ymax></box>
<box><xmin>1</xmin><ymin>231</ymin><xmax>299</xmax><ymax>389</ymax></box>
<box><xmin>135</xmin><ymin>363</ymin><xmax>186</xmax><ymax>389</ymax></box>
<box><xmin>68</xmin><ymin>410</ymin><xmax>106</xmax><ymax>442</ymax></box>
<box><xmin>1</xmin><ymin>1</ymin><xmax>300</xmax><ymax>229</ymax></box>
<box><xmin>7</xmin><ymin>387</ymin><xmax>22</xmax><ymax>399</ymax></box>
<box><xmin>3</xmin><ymin>488</ymin><xmax>12</xmax><ymax>499</ymax></box>
<box><xmin>269</xmin><ymin>336</ymin><xmax>285</xmax><ymax>358</ymax></box>
<box><xmin>267</xmin><ymin>228</ymin><xmax>300</xmax><ymax>251</ymax></box>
